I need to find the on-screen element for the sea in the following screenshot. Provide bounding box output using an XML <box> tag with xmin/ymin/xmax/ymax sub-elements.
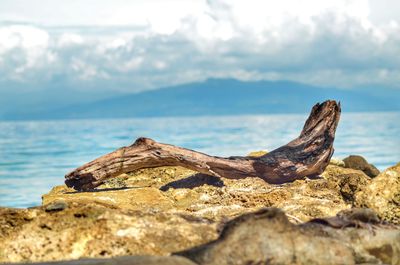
<box><xmin>0</xmin><ymin>112</ymin><xmax>399</xmax><ymax>208</ymax></box>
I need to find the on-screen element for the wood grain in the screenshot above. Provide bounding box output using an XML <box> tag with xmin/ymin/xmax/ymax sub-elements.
<box><xmin>65</xmin><ymin>100</ymin><xmax>341</xmax><ymax>191</ymax></box>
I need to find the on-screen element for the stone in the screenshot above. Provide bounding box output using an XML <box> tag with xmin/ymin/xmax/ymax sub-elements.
<box><xmin>343</xmin><ymin>155</ymin><xmax>380</xmax><ymax>178</ymax></box>
<box><xmin>1</xmin><ymin>160</ymin><xmax>399</xmax><ymax>264</ymax></box>
<box><xmin>321</xmin><ymin>165</ymin><xmax>371</xmax><ymax>204</ymax></box>
<box><xmin>329</xmin><ymin>157</ymin><xmax>345</xmax><ymax>167</ymax></box>
<box><xmin>44</xmin><ymin>165</ymin><xmax>359</xmax><ymax>223</ymax></box>
<box><xmin>308</xmin><ymin>208</ymin><xmax>381</xmax><ymax>228</ymax></box>
<box><xmin>177</xmin><ymin>208</ymin><xmax>400</xmax><ymax>265</ymax></box>
<box><xmin>355</xmin><ymin>163</ymin><xmax>400</xmax><ymax>224</ymax></box>
<box><xmin>45</xmin><ymin>200</ymin><xmax>68</xmax><ymax>212</ymax></box>
<box><xmin>43</xmin><ymin>186</ymin><xmax>174</xmax><ymax>212</ymax></box>
<box><xmin>2</xmin><ymin>255</ymin><xmax>196</xmax><ymax>265</ymax></box>
<box><xmin>0</xmin><ymin>202</ymin><xmax>217</xmax><ymax>263</ymax></box>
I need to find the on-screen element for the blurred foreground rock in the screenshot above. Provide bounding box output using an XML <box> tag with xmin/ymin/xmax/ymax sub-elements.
<box><xmin>1</xmin><ymin>155</ymin><xmax>399</xmax><ymax>264</ymax></box>
<box><xmin>2</xmin><ymin>256</ymin><xmax>196</xmax><ymax>265</ymax></box>
<box><xmin>179</xmin><ymin>208</ymin><xmax>400</xmax><ymax>265</ymax></box>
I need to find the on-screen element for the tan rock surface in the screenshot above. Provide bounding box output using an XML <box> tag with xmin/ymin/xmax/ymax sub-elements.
<box><xmin>44</xmin><ymin>163</ymin><xmax>370</xmax><ymax>223</ymax></box>
<box><xmin>2</xmin><ymin>255</ymin><xmax>197</xmax><ymax>265</ymax></box>
<box><xmin>0</xmin><ymin>203</ymin><xmax>217</xmax><ymax>263</ymax></box>
<box><xmin>1</xmin><ymin>157</ymin><xmax>398</xmax><ymax>264</ymax></box>
<box><xmin>356</xmin><ymin>163</ymin><xmax>400</xmax><ymax>224</ymax></box>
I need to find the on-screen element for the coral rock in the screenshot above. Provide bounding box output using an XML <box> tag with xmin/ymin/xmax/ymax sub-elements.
<box><xmin>1</xmin><ymin>161</ymin><xmax>399</xmax><ymax>264</ymax></box>
<box><xmin>355</xmin><ymin>163</ymin><xmax>400</xmax><ymax>224</ymax></box>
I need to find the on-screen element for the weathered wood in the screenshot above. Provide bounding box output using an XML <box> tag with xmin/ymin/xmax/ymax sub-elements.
<box><xmin>65</xmin><ymin>100</ymin><xmax>341</xmax><ymax>191</ymax></box>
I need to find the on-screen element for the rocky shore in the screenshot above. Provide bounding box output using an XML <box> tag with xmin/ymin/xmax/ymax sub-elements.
<box><xmin>1</xmin><ymin>154</ymin><xmax>399</xmax><ymax>265</ymax></box>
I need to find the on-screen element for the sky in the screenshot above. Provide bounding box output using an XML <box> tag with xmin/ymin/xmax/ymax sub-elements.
<box><xmin>1</xmin><ymin>0</ymin><xmax>400</xmax><ymax>94</ymax></box>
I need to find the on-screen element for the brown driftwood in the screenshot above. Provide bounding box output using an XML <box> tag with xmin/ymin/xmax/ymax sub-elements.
<box><xmin>65</xmin><ymin>100</ymin><xmax>341</xmax><ymax>191</ymax></box>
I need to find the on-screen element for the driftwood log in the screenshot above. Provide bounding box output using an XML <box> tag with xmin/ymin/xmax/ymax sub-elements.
<box><xmin>65</xmin><ymin>100</ymin><xmax>341</xmax><ymax>191</ymax></box>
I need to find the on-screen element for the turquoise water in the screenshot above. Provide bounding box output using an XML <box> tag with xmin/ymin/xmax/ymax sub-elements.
<box><xmin>1</xmin><ymin>112</ymin><xmax>399</xmax><ymax>208</ymax></box>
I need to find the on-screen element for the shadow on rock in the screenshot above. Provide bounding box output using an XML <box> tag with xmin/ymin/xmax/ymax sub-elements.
<box><xmin>65</xmin><ymin>187</ymin><xmax>143</xmax><ymax>194</ymax></box>
<box><xmin>160</xmin><ymin>174</ymin><xmax>224</xmax><ymax>191</ymax></box>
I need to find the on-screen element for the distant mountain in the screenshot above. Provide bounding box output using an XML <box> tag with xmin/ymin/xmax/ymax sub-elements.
<box><xmin>3</xmin><ymin>78</ymin><xmax>400</xmax><ymax>120</ymax></box>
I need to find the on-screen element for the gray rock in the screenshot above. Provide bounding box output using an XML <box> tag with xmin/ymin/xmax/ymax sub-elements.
<box><xmin>44</xmin><ymin>200</ymin><xmax>68</xmax><ymax>212</ymax></box>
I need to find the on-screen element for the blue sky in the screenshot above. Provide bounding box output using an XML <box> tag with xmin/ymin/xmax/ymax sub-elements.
<box><xmin>1</xmin><ymin>0</ymin><xmax>400</xmax><ymax>94</ymax></box>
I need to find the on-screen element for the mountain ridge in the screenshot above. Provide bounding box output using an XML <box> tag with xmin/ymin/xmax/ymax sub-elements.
<box><xmin>3</xmin><ymin>78</ymin><xmax>400</xmax><ymax>120</ymax></box>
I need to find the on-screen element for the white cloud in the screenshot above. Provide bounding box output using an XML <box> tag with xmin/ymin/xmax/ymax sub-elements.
<box><xmin>0</xmin><ymin>0</ymin><xmax>400</xmax><ymax>91</ymax></box>
<box><xmin>58</xmin><ymin>33</ymin><xmax>84</xmax><ymax>47</ymax></box>
<box><xmin>0</xmin><ymin>25</ymin><xmax>48</xmax><ymax>50</ymax></box>
<box><xmin>0</xmin><ymin>25</ymin><xmax>55</xmax><ymax>80</ymax></box>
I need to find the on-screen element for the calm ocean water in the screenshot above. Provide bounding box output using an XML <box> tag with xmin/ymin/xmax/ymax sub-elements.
<box><xmin>1</xmin><ymin>112</ymin><xmax>399</xmax><ymax>208</ymax></box>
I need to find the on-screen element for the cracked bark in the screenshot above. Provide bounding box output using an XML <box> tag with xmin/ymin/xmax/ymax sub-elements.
<box><xmin>65</xmin><ymin>100</ymin><xmax>341</xmax><ymax>191</ymax></box>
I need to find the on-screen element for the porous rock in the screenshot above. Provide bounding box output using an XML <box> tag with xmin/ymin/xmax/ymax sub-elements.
<box><xmin>1</xmin><ymin>158</ymin><xmax>399</xmax><ymax>264</ymax></box>
<box><xmin>0</xmin><ymin>203</ymin><xmax>216</xmax><ymax>263</ymax></box>
<box><xmin>355</xmin><ymin>163</ymin><xmax>400</xmax><ymax>224</ymax></box>
<box><xmin>2</xmin><ymin>255</ymin><xmax>196</xmax><ymax>265</ymax></box>
<box><xmin>321</xmin><ymin>164</ymin><xmax>371</xmax><ymax>204</ymax></box>
<box><xmin>43</xmin><ymin>165</ymin><xmax>359</xmax><ymax>223</ymax></box>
